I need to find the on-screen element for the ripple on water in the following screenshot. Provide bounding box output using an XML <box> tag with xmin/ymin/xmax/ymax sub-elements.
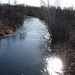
<box><xmin>42</xmin><ymin>56</ymin><xmax>64</xmax><ymax>75</ymax></box>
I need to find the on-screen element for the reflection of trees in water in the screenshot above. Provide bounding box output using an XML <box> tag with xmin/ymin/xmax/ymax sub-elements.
<box><xmin>0</xmin><ymin>31</ymin><xmax>26</xmax><ymax>54</ymax></box>
<box><xmin>11</xmin><ymin>31</ymin><xmax>26</xmax><ymax>40</ymax></box>
<box><xmin>0</xmin><ymin>38</ymin><xmax>9</xmax><ymax>54</ymax></box>
<box><xmin>12</xmin><ymin>35</ymin><xmax>18</xmax><ymax>41</ymax></box>
<box><xmin>19</xmin><ymin>32</ymin><xmax>26</xmax><ymax>40</ymax></box>
<box><xmin>0</xmin><ymin>40</ymin><xmax>2</xmax><ymax>53</ymax></box>
<box><xmin>8</xmin><ymin>31</ymin><xmax>27</xmax><ymax>41</ymax></box>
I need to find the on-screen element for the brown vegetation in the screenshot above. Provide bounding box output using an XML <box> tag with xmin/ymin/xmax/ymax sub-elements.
<box><xmin>0</xmin><ymin>4</ymin><xmax>26</xmax><ymax>36</ymax></box>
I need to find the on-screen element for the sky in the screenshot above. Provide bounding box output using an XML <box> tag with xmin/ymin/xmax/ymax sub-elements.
<box><xmin>0</xmin><ymin>0</ymin><xmax>75</xmax><ymax>8</ymax></box>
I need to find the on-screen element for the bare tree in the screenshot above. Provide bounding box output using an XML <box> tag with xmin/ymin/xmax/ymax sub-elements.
<box><xmin>40</xmin><ymin>0</ymin><xmax>53</xmax><ymax>41</ymax></box>
<box><xmin>0</xmin><ymin>0</ymin><xmax>2</xmax><ymax>4</ymax></box>
<box><xmin>40</xmin><ymin>0</ymin><xmax>58</xmax><ymax>42</ymax></box>
<box><xmin>13</xmin><ymin>0</ymin><xmax>17</xmax><ymax>5</ymax></box>
<box><xmin>40</xmin><ymin>0</ymin><xmax>51</xmax><ymax>25</ymax></box>
<box><xmin>8</xmin><ymin>0</ymin><xmax>10</xmax><ymax>18</ymax></box>
<box><xmin>8</xmin><ymin>0</ymin><xmax>10</xmax><ymax>4</ymax></box>
<box><xmin>54</xmin><ymin>0</ymin><xmax>60</xmax><ymax>7</ymax></box>
<box><xmin>40</xmin><ymin>0</ymin><xmax>53</xmax><ymax>32</ymax></box>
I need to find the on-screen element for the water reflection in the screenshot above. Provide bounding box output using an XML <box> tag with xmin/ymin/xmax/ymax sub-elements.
<box><xmin>43</xmin><ymin>56</ymin><xmax>64</xmax><ymax>75</ymax></box>
<box><xmin>0</xmin><ymin>17</ymin><xmax>50</xmax><ymax>75</ymax></box>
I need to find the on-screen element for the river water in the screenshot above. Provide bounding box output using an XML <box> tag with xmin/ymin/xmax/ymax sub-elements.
<box><xmin>0</xmin><ymin>17</ymin><xmax>64</xmax><ymax>75</ymax></box>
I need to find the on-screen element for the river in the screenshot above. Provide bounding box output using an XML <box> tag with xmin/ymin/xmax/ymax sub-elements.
<box><xmin>0</xmin><ymin>17</ymin><xmax>64</xmax><ymax>75</ymax></box>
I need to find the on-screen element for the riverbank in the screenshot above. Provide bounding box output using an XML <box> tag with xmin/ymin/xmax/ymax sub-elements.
<box><xmin>51</xmin><ymin>43</ymin><xmax>75</xmax><ymax>75</ymax></box>
<box><xmin>0</xmin><ymin>4</ymin><xmax>26</xmax><ymax>36</ymax></box>
<box><xmin>46</xmin><ymin>7</ymin><xmax>75</xmax><ymax>75</ymax></box>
